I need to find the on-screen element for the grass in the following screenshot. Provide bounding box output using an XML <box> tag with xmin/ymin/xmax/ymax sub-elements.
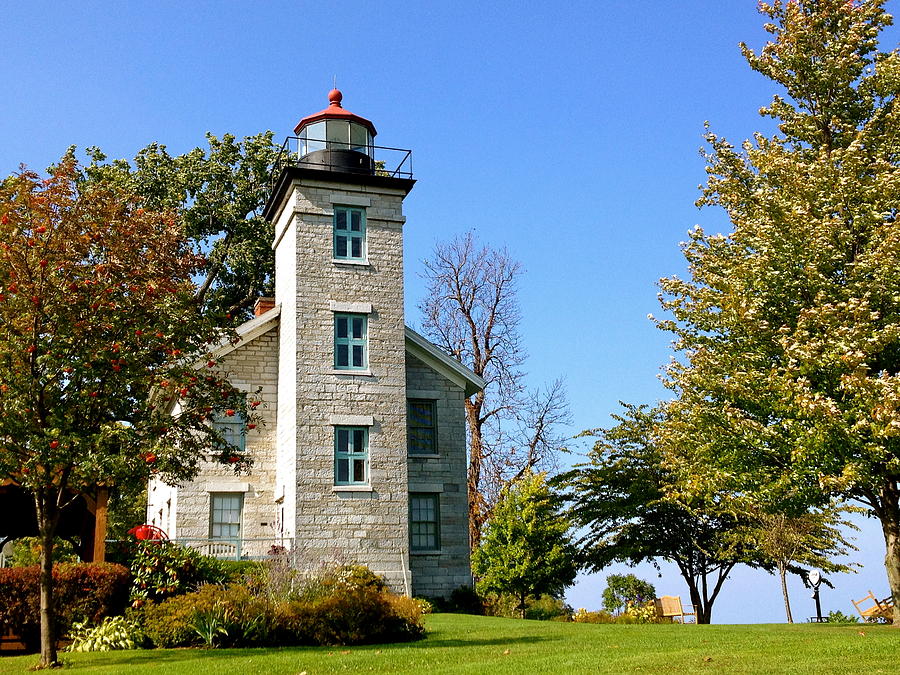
<box><xmin>1</xmin><ymin>614</ymin><xmax>897</xmax><ymax>674</ymax></box>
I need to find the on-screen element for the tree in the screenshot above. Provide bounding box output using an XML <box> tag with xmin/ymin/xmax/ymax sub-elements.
<box><xmin>420</xmin><ymin>233</ymin><xmax>570</xmax><ymax>547</ymax></box>
<box><xmin>471</xmin><ymin>471</ymin><xmax>577</xmax><ymax>618</ymax></box>
<box><xmin>601</xmin><ymin>573</ymin><xmax>657</xmax><ymax>616</ymax></box>
<box><xmin>0</xmin><ymin>161</ymin><xmax>259</xmax><ymax>666</ymax></box>
<box><xmin>745</xmin><ymin>506</ymin><xmax>858</xmax><ymax>623</ymax></box>
<box><xmin>78</xmin><ymin>131</ymin><xmax>280</xmax><ymax>321</ymax></box>
<box><xmin>557</xmin><ymin>404</ymin><xmax>765</xmax><ymax>624</ymax></box>
<box><xmin>654</xmin><ymin>0</ymin><xmax>900</xmax><ymax>624</ymax></box>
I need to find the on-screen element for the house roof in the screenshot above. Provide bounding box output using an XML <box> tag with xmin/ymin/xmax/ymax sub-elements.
<box><xmin>404</xmin><ymin>327</ymin><xmax>485</xmax><ymax>397</ymax></box>
<box><xmin>208</xmin><ymin>305</ymin><xmax>282</xmax><ymax>361</ymax></box>
<box><xmin>211</xmin><ymin>306</ymin><xmax>485</xmax><ymax>397</ymax></box>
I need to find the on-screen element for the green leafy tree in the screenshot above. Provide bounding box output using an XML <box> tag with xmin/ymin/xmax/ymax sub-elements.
<box><xmin>471</xmin><ymin>471</ymin><xmax>577</xmax><ymax>619</ymax></box>
<box><xmin>77</xmin><ymin>131</ymin><xmax>280</xmax><ymax>321</ymax></box>
<box><xmin>558</xmin><ymin>404</ymin><xmax>765</xmax><ymax>624</ymax></box>
<box><xmin>601</xmin><ymin>573</ymin><xmax>657</xmax><ymax>616</ymax></box>
<box><xmin>653</xmin><ymin>0</ymin><xmax>900</xmax><ymax>624</ymax></box>
<box><xmin>0</xmin><ymin>160</ymin><xmax>260</xmax><ymax>667</ymax></box>
<box><xmin>745</xmin><ymin>506</ymin><xmax>858</xmax><ymax>623</ymax></box>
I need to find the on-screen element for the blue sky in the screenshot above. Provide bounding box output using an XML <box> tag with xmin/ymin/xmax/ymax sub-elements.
<box><xmin>2</xmin><ymin>1</ymin><xmax>897</xmax><ymax>623</ymax></box>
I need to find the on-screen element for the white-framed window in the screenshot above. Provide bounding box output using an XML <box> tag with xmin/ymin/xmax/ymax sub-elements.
<box><xmin>410</xmin><ymin>493</ymin><xmax>440</xmax><ymax>551</ymax></box>
<box><xmin>209</xmin><ymin>492</ymin><xmax>243</xmax><ymax>541</ymax></box>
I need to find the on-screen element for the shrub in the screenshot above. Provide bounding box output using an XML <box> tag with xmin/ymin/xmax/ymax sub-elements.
<box><xmin>483</xmin><ymin>593</ymin><xmax>570</xmax><ymax>620</ymax></box>
<box><xmin>137</xmin><ymin>564</ymin><xmax>424</xmax><ymax>649</ymax></box>
<box><xmin>129</xmin><ymin>540</ymin><xmax>229</xmax><ymax>606</ymax></box>
<box><xmin>623</xmin><ymin>600</ymin><xmax>660</xmax><ymax>624</ymax></box>
<box><xmin>66</xmin><ymin>615</ymin><xmax>144</xmax><ymax>652</ymax></box>
<box><xmin>275</xmin><ymin>585</ymin><xmax>424</xmax><ymax>646</ymax></box>
<box><xmin>4</xmin><ymin>537</ymin><xmax>80</xmax><ymax>567</ymax></box>
<box><xmin>826</xmin><ymin>610</ymin><xmax>860</xmax><ymax>623</ymax></box>
<box><xmin>525</xmin><ymin>595</ymin><xmax>573</xmax><ymax>621</ymax></box>
<box><xmin>140</xmin><ymin>584</ymin><xmax>273</xmax><ymax>648</ymax></box>
<box><xmin>572</xmin><ymin>608</ymin><xmax>616</xmax><ymax>624</ymax></box>
<box><xmin>0</xmin><ymin>563</ymin><xmax>130</xmax><ymax>652</ymax></box>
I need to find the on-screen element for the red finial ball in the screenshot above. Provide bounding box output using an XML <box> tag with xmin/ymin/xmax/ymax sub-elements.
<box><xmin>328</xmin><ymin>88</ymin><xmax>343</xmax><ymax>106</ymax></box>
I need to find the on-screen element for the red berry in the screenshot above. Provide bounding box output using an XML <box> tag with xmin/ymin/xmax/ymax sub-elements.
<box><xmin>49</xmin><ymin>440</ymin><xmax>59</xmax><ymax>449</ymax></box>
<box><xmin>225</xmin><ymin>409</ymin><xmax>235</xmax><ymax>417</ymax></box>
<box><xmin>247</xmin><ymin>423</ymin><xmax>257</xmax><ymax>430</ymax></box>
<box><xmin>144</xmin><ymin>453</ymin><xmax>157</xmax><ymax>464</ymax></box>
<box><xmin>35</xmin><ymin>225</ymin><xmax>47</xmax><ymax>234</ymax></box>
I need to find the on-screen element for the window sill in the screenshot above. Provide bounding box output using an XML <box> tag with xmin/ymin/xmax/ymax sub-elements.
<box><xmin>332</xmin><ymin>258</ymin><xmax>370</xmax><ymax>267</ymax></box>
<box><xmin>330</xmin><ymin>369</ymin><xmax>374</xmax><ymax>377</ymax></box>
<box><xmin>409</xmin><ymin>453</ymin><xmax>440</xmax><ymax>459</ymax></box>
<box><xmin>332</xmin><ymin>485</ymin><xmax>373</xmax><ymax>492</ymax></box>
<box><xmin>410</xmin><ymin>549</ymin><xmax>442</xmax><ymax>556</ymax></box>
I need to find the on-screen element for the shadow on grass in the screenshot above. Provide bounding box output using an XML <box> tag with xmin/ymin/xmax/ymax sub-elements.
<box><xmin>49</xmin><ymin>634</ymin><xmax>554</xmax><ymax>669</ymax></box>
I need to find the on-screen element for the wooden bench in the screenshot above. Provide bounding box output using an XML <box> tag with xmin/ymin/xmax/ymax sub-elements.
<box><xmin>655</xmin><ymin>595</ymin><xmax>697</xmax><ymax>624</ymax></box>
<box><xmin>852</xmin><ymin>590</ymin><xmax>894</xmax><ymax>622</ymax></box>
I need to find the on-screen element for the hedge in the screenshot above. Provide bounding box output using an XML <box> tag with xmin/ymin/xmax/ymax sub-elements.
<box><xmin>0</xmin><ymin>563</ymin><xmax>130</xmax><ymax>652</ymax></box>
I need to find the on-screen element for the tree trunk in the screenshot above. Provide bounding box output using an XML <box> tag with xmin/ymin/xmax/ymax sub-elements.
<box><xmin>520</xmin><ymin>592</ymin><xmax>527</xmax><ymax>620</ymax></box>
<box><xmin>685</xmin><ymin>580</ymin><xmax>710</xmax><ymax>624</ymax></box>
<box><xmin>465</xmin><ymin>397</ymin><xmax>485</xmax><ymax>549</ymax></box>
<box><xmin>877</xmin><ymin>482</ymin><xmax>900</xmax><ymax>627</ymax></box>
<box><xmin>778</xmin><ymin>562</ymin><xmax>793</xmax><ymax>623</ymax></box>
<box><xmin>35</xmin><ymin>490</ymin><xmax>60</xmax><ymax>668</ymax></box>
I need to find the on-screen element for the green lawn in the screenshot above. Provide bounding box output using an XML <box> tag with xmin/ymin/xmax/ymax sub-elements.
<box><xmin>1</xmin><ymin>614</ymin><xmax>897</xmax><ymax>674</ymax></box>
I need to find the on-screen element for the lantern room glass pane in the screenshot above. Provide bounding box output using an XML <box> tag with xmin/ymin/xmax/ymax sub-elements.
<box><xmin>350</xmin><ymin>123</ymin><xmax>369</xmax><ymax>154</ymax></box>
<box><xmin>326</xmin><ymin>119</ymin><xmax>349</xmax><ymax>149</ymax></box>
<box><xmin>305</xmin><ymin>121</ymin><xmax>326</xmax><ymax>154</ymax></box>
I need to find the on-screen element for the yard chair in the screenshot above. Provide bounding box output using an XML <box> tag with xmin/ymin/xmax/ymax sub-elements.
<box><xmin>654</xmin><ymin>595</ymin><xmax>697</xmax><ymax>624</ymax></box>
<box><xmin>852</xmin><ymin>591</ymin><xmax>894</xmax><ymax>622</ymax></box>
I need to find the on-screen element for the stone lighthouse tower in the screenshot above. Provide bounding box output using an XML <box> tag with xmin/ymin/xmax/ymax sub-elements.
<box><xmin>263</xmin><ymin>90</ymin><xmax>416</xmax><ymax>588</ymax></box>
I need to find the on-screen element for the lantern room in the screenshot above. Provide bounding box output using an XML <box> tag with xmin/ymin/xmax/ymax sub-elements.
<box><xmin>294</xmin><ymin>89</ymin><xmax>376</xmax><ymax>174</ymax></box>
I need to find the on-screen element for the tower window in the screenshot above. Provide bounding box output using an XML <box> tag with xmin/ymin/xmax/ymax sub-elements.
<box><xmin>410</xmin><ymin>493</ymin><xmax>440</xmax><ymax>551</ymax></box>
<box><xmin>408</xmin><ymin>399</ymin><xmax>437</xmax><ymax>455</ymax></box>
<box><xmin>334</xmin><ymin>313</ymin><xmax>367</xmax><ymax>370</ymax></box>
<box><xmin>335</xmin><ymin>426</ymin><xmax>369</xmax><ymax>485</ymax></box>
<box><xmin>334</xmin><ymin>206</ymin><xmax>366</xmax><ymax>261</ymax></box>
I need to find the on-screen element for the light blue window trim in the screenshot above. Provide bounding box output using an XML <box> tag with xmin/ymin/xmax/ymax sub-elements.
<box><xmin>334</xmin><ymin>426</ymin><xmax>369</xmax><ymax>485</ymax></box>
<box><xmin>213</xmin><ymin>411</ymin><xmax>246</xmax><ymax>452</ymax></box>
<box><xmin>334</xmin><ymin>313</ymin><xmax>367</xmax><ymax>370</ymax></box>
<box><xmin>333</xmin><ymin>206</ymin><xmax>366</xmax><ymax>260</ymax></box>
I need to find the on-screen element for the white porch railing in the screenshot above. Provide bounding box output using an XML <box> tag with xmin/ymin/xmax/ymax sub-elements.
<box><xmin>173</xmin><ymin>537</ymin><xmax>291</xmax><ymax>561</ymax></box>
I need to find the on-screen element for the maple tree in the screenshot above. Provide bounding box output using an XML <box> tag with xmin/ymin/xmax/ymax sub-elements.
<box><xmin>653</xmin><ymin>0</ymin><xmax>900</xmax><ymax>623</ymax></box>
<box><xmin>0</xmin><ymin>160</ymin><xmax>260</xmax><ymax>666</ymax></box>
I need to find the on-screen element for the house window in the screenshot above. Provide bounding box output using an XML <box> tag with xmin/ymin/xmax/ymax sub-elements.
<box><xmin>334</xmin><ymin>206</ymin><xmax>366</xmax><ymax>261</ymax></box>
<box><xmin>213</xmin><ymin>411</ymin><xmax>246</xmax><ymax>453</ymax></box>
<box><xmin>408</xmin><ymin>399</ymin><xmax>437</xmax><ymax>455</ymax></box>
<box><xmin>209</xmin><ymin>492</ymin><xmax>243</xmax><ymax>540</ymax></box>
<box><xmin>410</xmin><ymin>493</ymin><xmax>440</xmax><ymax>551</ymax></box>
<box><xmin>335</xmin><ymin>426</ymin><xmax>368</xmax><ymax>485</ymax></box>
<box><xmin>334</xmin><ymin>313</ymin><xmax>367</xmax><ymax>370</ymax></box>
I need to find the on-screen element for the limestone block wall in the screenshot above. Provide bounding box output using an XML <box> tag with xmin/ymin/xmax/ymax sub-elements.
<box><xmin>284</xmin><ymin>177</ymin><xmax>411</xmax><ymax>589</ymax></box>
<box><xmin>405</xmin><ymin>352</ymin><xmax>472</xmax><ymax>597</ymax></box>
<box><xmin>274</xmin><ymin>204</ymin><xmax>298</xmax><ymax>540</ymax></box>
<box><xmin>148</xmin><ymin>327</ymin><xmax>280</xmax><ymax>550</ymax></box>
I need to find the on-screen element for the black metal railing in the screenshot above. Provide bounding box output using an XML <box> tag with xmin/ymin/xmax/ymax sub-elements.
<box><xmin>270</xmin><ymin>137</ymin><xmax>413</xmax><ymax>189</ymax></box>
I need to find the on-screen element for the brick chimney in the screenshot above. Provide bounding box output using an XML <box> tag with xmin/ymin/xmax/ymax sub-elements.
<box><xmin>253</xmin><ymin>297</ymin><xmax>275</xmax><ymax>317</ymax></box>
